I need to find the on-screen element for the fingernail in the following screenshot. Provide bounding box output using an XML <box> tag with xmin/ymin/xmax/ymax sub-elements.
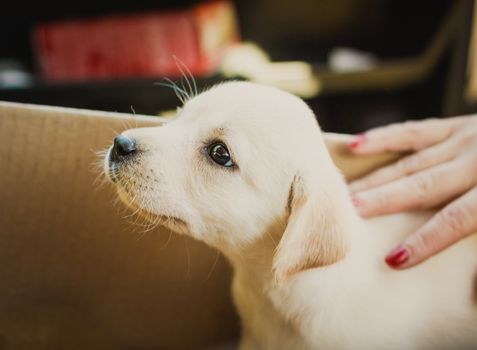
<box><xmin>348</xmin><ymin>133</ymin><xmax>366</xmax><ymax>150</ymax></box>
<box><xmin>385</xmin><ymin>245</ymin><xmax>410</xmax><ymax>268</ymax></box>
<box><xmin>351</xmin><ymin>193</ymin><xmax>361</xmax><ymax>206</ymax></box>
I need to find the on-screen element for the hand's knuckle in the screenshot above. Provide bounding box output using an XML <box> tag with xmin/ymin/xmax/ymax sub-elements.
<box><xmin>403</xmin><ymin>121</ymin><xmax>420</xmax><ymax>135</ymax></box>
<box><xmin>402</xmin><ymin>121</ymin><xmax>429</xmax><ymax>150</ymax></box>
<box><xmin>459</xmin><ymin>117</ymin><xmax>477</xmax><ymax>131</ymax></box>
<box><xmin>471</xmin><ymin>158</ymin><xmax>477</xmax><ymax>182</ymax></box>
<box><xmin>395</xmin><ymin>159</ymin><xmax>408</xmax><ymax>175</ymax></box>
<box><xmin>411</xmin><ymin>231</ymin><xmax>437</xmax><ymax>254</ymax></box>
<box><xmin>439</xmin><ymin>205</ymin><xmax>471</xmax><ymax>239</ymax></box>
<box><xmin>411</xmin><ymin>173</ymin><xmax>436</xmax><ymax>203</ymax></box>
<box><xmin>368</xmin><ymin>191</ymin><xmax>387</xmax><ymax>210</ymax></box>
<box><xmin>456</xmin><ymin>129</ymin><xmax>477</xmax><ymax>149</ymax></box>
<box><xmin>396</xmin><ymin>155</ymin><xmax>419</xmax><ymax>175</ymax></box>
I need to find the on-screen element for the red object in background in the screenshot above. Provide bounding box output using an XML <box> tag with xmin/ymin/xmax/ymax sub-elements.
<box><xmin>33</xmin><ymin>1</ymin><xmax>239</xmax><ymax>83</ymax></box>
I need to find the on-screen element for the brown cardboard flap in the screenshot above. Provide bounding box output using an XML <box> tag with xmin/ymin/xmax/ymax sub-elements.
<box><xmin>0</xmin><ymin>101</ymin><xmax>238</xmax><ymax>350</ymax></box>
<box><xmin>0</xmin><ymin>101</ymin><xmax>400</xmax><ymax>350</ymax></box>
<box><xmin>324</xmin><ymin>132</ymin><xmax>401</xmax><ymax>181</ymax></box>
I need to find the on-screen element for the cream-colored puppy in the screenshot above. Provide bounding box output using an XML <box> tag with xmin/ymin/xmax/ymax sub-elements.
<box><xmin>104</xmin><ymin>82</ymin><xmax>477</xmax><ymax>350</ymax></box>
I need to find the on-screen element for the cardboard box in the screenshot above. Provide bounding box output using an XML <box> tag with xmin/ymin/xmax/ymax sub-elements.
<box><xmin>0</xmin><ymin>101</ymin><xmax>397</xmax><ymax>349</ymax></box>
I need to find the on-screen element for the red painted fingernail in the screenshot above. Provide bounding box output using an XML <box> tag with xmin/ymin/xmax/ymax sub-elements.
<box><xmin>351</xmin><ymin>193</ymin><xmax>361</xmax><ymax>206</ymax></box>
<box><xmin>348</xmin><ymin>133</ymin><xmax>366</xmax><ymax>149</ymax></box>
<box><xmin>385</xmin><ymin>245</ymin><xmax>410</xmax><ymax>268</ymax></box>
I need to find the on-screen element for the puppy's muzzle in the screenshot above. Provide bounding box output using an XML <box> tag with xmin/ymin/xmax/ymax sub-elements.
<box><xmin>110</xmin><ymin>135</ymin><xmax>137</xmax><ymax>162</ymax></box>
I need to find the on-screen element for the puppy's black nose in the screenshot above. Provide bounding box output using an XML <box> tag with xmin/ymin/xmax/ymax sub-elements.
<box><xmin>111</xmin><ymin>135</ymin><xmax>136</xmax><ymax>161</ymax></box>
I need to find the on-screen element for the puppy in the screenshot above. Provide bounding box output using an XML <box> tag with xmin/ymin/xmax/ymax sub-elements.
<box><xmin>104</xmin><ymin>82</ymin><xmax>477</xmax><ymax>350</ymax></box>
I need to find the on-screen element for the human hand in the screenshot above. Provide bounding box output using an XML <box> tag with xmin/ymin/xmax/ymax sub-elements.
<box><xmin>348</xmin><ymin>116</ymin><xmax>477</xmax><ymax>269</ymax></box>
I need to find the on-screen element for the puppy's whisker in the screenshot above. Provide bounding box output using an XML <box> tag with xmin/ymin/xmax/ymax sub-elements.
<box><xmin>129</xmin><ymin>197</ymin><xmax>163</xmax><ymax>234</ymax></box>
<box><xmin>159</xmin><ymin>230</ymin><xmax>174</xmax><ymax>250</ymax></box>
<box><xmin>265</xmin><ymin>230</ymin><xmax>278</xmax><ymax>247</ymax></box>
<box><xmin>132</xmin><ymin>111</ymin><xmax>139</xmax><ymax>129</ymax></box>
<box><xmin>124</xmin><ymin>203</ymin><xmax>142</xmax><ymax>219</ymax></box>
<box><xmin>119</xmin><ymin>118</ymin><xmax>138</xmax><ymax>133</ymax></box>
<box><xmin>141</xmin><ymin>217</ymin><xmax>160</xmax><ymax>233</ymax></box>
<box><xmin>135</xmin><ymin>228</ymin><xmax>149</xmax><ymax>241</ymax></box>
<box><xmin>91</xmin><ymin>170</ymin><xmax>108</xmax><ymax>189</ymax></box>
<box><xmin>92</xmin><ymin>171</ymin><xmax>109</xmax><ymax>190</ymax></box>
<box><xmin>173</xmin><ymin>55</ymin><xmax>197</xmax><ymax>98</ymax></box>
<box><xmin>168</xmin><ymin>81</ymin><xmax>187</xmax><ymax>104</ymax></box>
<box><xmin>175</xmin><ymin>68</ymin><xmax>190</xmax><ymax>101</ymax></box>
<box><xmin>131</xmin><ymin>209</ymin><xmax>149</xmax><ymax>228</ymax></box>
<box><xmin>129</xmin><ymin>212</ymin><xmax>152</xmax><ymax>231</ymax></box>
<box><xmin>202</xmin><ymin>249</ymin><xmax>220</xmax><ymax>283</ymax></box>
<box><xmin>184</xmin><ymin>238</ymin><xmax>191</xmax><ymax>279</ymax></box>
<box><xmin>121</xmin><ymin>193</ymin><xmax>142</xmax><ymax>218</ymax></box>
<box><xmin>92</xmin><ymin>149</ymin><xmax>109</xmax><ymax>164</ymax></box>
<box><xmin>156</xmin><ymin>80</ymin><xmax>188</xmax><ymax>105</ymax></box>
<box><xmin>107</xmin><ymin>126</ymin><xmax>122</xmax><ymax>136</ymax></box>
<box><xmin>142</xmin><ymin>221</ymin><xmax>158</xmax><ymax>234</ymax></box>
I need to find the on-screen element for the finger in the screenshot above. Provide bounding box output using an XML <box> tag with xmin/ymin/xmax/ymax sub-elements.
<box><xmin>349</xmin><ymin>140</ymin><xmax>455</xmax><ymax>192</ymax></box>
<box><xmin>349</xmin><ymin>118</ymin><xmax>457</xmax><ymax>155</ymax></box>
<box><xmin>385</xmin><ymin>186</ymin><xmax>477</xmax><ymax>269</ymax></box>
<box><xmin>353</xmin><ymin>159</ymin><xmax>476</xmax><ymax>217</ymax></box>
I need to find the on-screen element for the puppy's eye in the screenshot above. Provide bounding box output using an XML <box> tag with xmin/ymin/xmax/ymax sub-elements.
<box><xmin>208</xmin><ymin>142</ymin><xmax>234</xmax><ymax>167</ymax></box>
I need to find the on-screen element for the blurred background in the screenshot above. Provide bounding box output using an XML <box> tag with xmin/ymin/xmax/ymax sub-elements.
<box><xmin>1</xmin><ymin>0</ymin><xmax>476</xmax><ymax>133</ymax></box>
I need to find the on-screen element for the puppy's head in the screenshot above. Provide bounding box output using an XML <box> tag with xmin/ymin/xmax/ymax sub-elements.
<box><xmin>104</xmin><ymin>82</ymin><xmax>349</xmax><ymax>279</ymax></box>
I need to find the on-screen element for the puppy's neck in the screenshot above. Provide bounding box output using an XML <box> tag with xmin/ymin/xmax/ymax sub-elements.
<box><xmin>220</xmin><ymin>217</ymin><xmax>287</xmax><ymax>283</ymax></box>
<box><xmin>222</xmin><ymin>196</ymin><xmax>365</xmax><ymax>288</ymax></box>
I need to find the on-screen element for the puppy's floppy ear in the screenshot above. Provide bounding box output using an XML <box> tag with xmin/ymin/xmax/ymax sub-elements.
<box><xmin>272</xmin><ymin>174</ymin><xmax>348</xmax><ymax>282</ymax></box>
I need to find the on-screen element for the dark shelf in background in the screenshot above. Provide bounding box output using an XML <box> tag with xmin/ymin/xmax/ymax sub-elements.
<box><xmin>0</xmin><ymin>63</ymin><xmax>447</xmax><ymax>135</ymax></box>
<box><xmin>0</xmin><ymin>76</ymin><xmax>226</xmax><ymax>115</ymax></box>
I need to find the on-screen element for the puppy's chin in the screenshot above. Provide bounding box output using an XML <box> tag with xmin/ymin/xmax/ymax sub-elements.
<box><xmin>115</xmin><ymin>186</ymin><xmax>189</xmax><ymax>234</ymax></box>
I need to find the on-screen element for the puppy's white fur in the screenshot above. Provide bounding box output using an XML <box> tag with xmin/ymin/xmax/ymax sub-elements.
<box><xmin>106</xmin><ymin>82</ymin><xmax>477</xmax><ymax>350</ymax></box>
